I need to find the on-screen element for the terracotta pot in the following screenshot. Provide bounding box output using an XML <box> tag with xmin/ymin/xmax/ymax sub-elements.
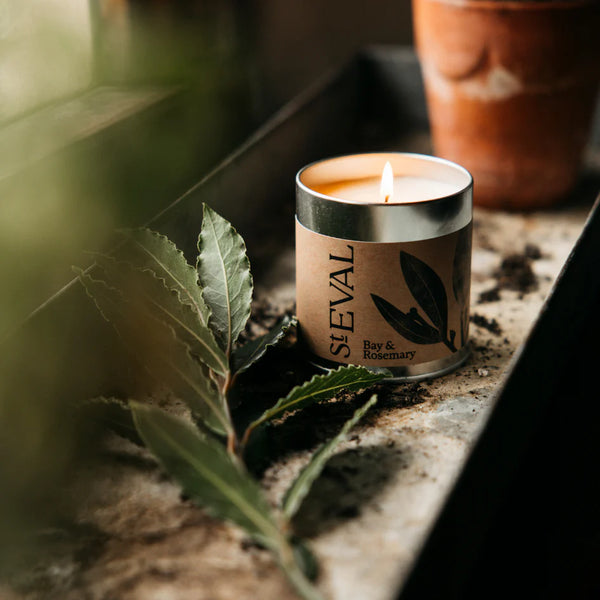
<box><xmin>412</xmin><ymin>0</ymin><xmax>600</xmax><ymax>210</ymax></box>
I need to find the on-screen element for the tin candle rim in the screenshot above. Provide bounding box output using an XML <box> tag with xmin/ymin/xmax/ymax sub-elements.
<box><xmin>296</xmin><ymin>152</ymin><xmax>473</xmax><ymax>243</ymax></box>
<box><xmin>297</xmin><ymin>151</ymin><xmax>472</xmax><ymax>205</ymax></box>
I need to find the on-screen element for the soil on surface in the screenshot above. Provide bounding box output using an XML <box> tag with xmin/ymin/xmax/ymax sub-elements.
<box><xmin>477</xmin><ymin>244</ymin><xmax>542</xmax><ymax>303</ymax></box>
<box><xmin>494</xmin><ymin>253</ymin><xmax>538</xmax><ymax>294</ymax></box>
<box><xmin>470</xmin><ymin>313</ymin><xmax>502</xmax><ymax>336</ymax></box>
<box><xmin>478</xmin><ymin>287</ymin><xmax>501</xmax><ymax>304</ymax></box>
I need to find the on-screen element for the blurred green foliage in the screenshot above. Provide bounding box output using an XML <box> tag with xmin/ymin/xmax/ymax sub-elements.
<box><xmin>0</xmin><ymin>0</ymin><xmax>257</xmax><ymax>572</ymax></box>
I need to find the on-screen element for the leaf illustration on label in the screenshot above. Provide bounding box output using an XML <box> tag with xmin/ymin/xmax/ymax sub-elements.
<box><xmin>370</xmin><ymin>294</ymin><xmax>442</xmax><ymax>345</ymax></box>
<box><xmin>400</xmin><ymin>251</ymin><xmax>449</xmax><ymax>339</ymax></box>
<box><xmin>452</xmin><ymin>226</ymin><xmax>471</xmax><ymax>306</ymax></box>
<box><xmin>452</xmin><ymin>226</ymin><xmax>471</xmax><ymax>347</ymax></box>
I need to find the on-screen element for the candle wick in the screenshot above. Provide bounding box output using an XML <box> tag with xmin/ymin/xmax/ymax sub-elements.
<box><xmin>385</xmin><ymin>195</ymin><xmax>390</xmax><ymax>203</ymax></box>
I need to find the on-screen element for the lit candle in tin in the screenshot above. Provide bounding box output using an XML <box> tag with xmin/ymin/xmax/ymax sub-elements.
<box><xmin>313</xmin><ymin>160</ymin><xmax>460</xmax><ymax>204</ymax></box>
<box><xmin>296</xmin><ymin>152</ymin><xmax>473</xmax><ymax>381</ymax></box>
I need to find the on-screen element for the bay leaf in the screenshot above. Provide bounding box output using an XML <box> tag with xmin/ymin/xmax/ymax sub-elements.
<box><xmin>93</xmin><ymin>254</ymin><xmax>227</xmax><ymax>376</ymax></box>
<box><xmin>131</xmin><ymin>404</ymin><xmax>283</xmax><ymax>550</ymax></box>
<box><xmin>197</xmin><ymin>204</ymin><xmax>253</xmax><ymax>357</ymax></box>
<box><xmin>282</xmin><ymin>394</ymin><xmax>377</xmax><ymax>519</ymax></box>
<box><xmin>232</xmin><ymin>315</ymin><xmax>296</xmax><ymax>376</ymax></box>
<box><xmin>244</xmin><ymin>366</ymin><xmax>385</xmax><ymax>442</ymax></box>
<box><xmin>75</xmin><ymin>268</ymin><xmax>230</xmax><ymax>436</ymax></box>
<box><xmin>124</xmin><ymin>228</ymin><xmax>212</xmax><ymax>328</ymax></box>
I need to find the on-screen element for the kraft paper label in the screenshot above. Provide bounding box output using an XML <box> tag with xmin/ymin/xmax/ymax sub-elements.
<box><xmin>296</xmin><ymin>220</ymin><xmax>472</xmax><ymax>368</ymax></box>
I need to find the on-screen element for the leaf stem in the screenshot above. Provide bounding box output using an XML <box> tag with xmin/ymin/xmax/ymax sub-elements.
<box><xmin>240</xmin><ymin>424</ymin><xmax>254</xmax><ymax>450</ymax></box>
<box><xmin>275</xmin><ymin>536</ymin><xmax>324</xmax><ymax>600</ymax></box>
<box><xmin>280</xmin><ymin>555</ymin><xmax>325</xmax><ymax>600</ymax></box>
<box><xmin>218</xmin><ymin>370</ymin><xmax>240</xmax><ymax>457</ymax></box>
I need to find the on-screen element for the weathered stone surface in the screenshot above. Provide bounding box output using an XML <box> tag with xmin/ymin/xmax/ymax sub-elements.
<box><xmin>2</xmin><ymin>201</ymin><xmax>591</xmax><ymax>600</ymax></box>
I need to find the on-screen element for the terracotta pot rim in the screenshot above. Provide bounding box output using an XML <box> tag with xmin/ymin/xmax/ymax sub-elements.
<box><xmin>416</xmin><ymin>0</ymin><xmax>597</xmax><ymax>11</ymax></box>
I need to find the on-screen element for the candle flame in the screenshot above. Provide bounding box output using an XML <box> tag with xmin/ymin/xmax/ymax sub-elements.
<box><xmin>380</xmin><ymin>161</ymin><xmax>394</xmax><ymax>202</ymax></box>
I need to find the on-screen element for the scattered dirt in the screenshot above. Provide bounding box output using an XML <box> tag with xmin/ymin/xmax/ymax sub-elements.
<box><xmin>478</xmin><ymin>287</ymin><xmax>501</xmax><ymax>304</ymax></box>
<box><xmin>470</xmin><ymin>313</ymin><xmax>502</xmax><ymax>336</ymax></box>
<box><xmin>373</xmin><ymin>382</ymin><xmax>432</xmax><ymax>413</ymax></box>
<box><xmin>478</xmin><ymin>246</ymin><xmax>540</xmax><ymax>304</ymax></box>
<box><xmin>476</xmin><ymin>244</ymin><xmax>543</xmax><ymax>305</ymax></box>
<box><xmin>493</xmin><ymin>251</ymin><xmax>539</xmax><ymax>295</ymax></box>
<box><xmin>524</xmin><ymin>243</ymin><xmax>543</xmax><ymax>261</ymax></box>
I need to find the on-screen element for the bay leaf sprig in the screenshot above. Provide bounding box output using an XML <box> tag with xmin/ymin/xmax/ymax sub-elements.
<box><xmin>75</xmin><ymin>204</ymin><xmax>386</xmax><ymax>600</ymax></box>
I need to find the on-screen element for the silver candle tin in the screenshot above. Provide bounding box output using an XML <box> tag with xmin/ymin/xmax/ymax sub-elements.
<box><xmin>295</xmin><ymin>152</ymin><xmax>473</xmax><ymax>381</ymax></box>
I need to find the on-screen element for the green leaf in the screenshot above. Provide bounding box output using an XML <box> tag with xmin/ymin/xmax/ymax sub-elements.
<box><xmin>282</xmin><ymin>394</ymin><xmax>377</xmax><ymax>519</ymax></box>
<box><xmin>149</xmin><ymin>328</ymin><xmax>230</xmax><ymax>436</ymax></box>
<box><xmin>232</xmin><ymin>315</ymin><xmax>296</xmax><ymax>376</ymax></box>
<box><xmin>93</xmin><ymin>254</ymin><xmax>227</xmax><ymax>375</ymax></box>
<box><xmin>81</xmin><ymin>397</ymin><xmax>142</xmax><ymax>446</ymax></box>
<box><xmin>75</xmin><ymin>267</ymin><xmax>231</xmax><ymax>437</ymax></box>
<box><xmin>131</xmin><ymin>407</ymin><xmax>325</xmax><ymax>600</ymax></box>
<box><xmin>279</xmin><ymin>557</ymin><xmax>326</xmax><ymax>600</ymax></box>
<box><xmin>123</xmin><ymin>228</ymin><xmax>212</xmax><ymax>328</ymax></box>
<box><xmin>131</xmin><ymin>403</ymin><xmax>283</xmax><ymax>550</ymax></box>
<box><xmin>197</xmin><ymin>204</ymin><xmax>253</xmax><ymax>357</ymax></box>
<box><xmin>244</xmin><ymin>366</ymin><xmax>386</xmax><ymax>443</ymax></box>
